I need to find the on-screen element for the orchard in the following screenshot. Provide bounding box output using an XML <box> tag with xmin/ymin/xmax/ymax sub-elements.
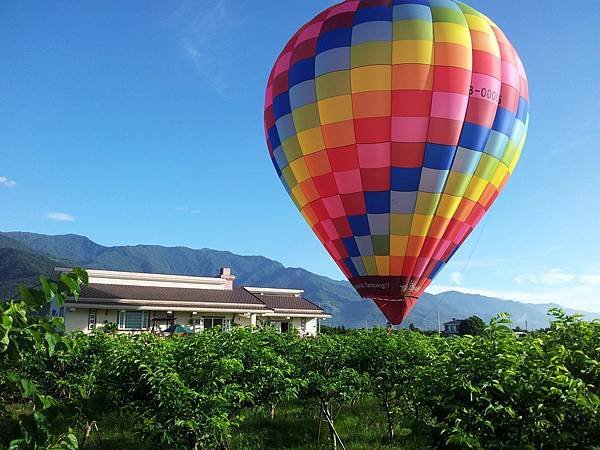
<box><xmin>1</xmin><ymin>271</ymin><xmax>598</xmax><ymax>449</ymax></box>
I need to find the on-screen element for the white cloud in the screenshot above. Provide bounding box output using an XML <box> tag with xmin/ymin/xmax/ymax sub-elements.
<box><xmin>45</xmin><ymin>212</ymin><xmax>75</xmax><ymax>222</ymax></box>
<box><xmin>167</xmin><ymin>0</ymin><xmax>234</xmax><ymax>95</ymax></box>
<box><xmin>450</xmin><ymin>272</ymin><xmax>463</xmax><ymax>285</ymax></box>
<box><xmin>0</xmin><ymin>176</ymin><xmax>16</xmax><ymax>188</ymax></box>
<box><xmin>581</xmin><ymin>274</ymin><xmax>600</xmax><ymax>285</ymax></box>
<box><xmin>176</xmin><ymin>206</ymin><xmax>202</xmax><ymax>215</ymax></box>
<box><xmin>514</xmin><ymin>274</ymin><xmax>538</xmax><ymax>284</ymax></box>
<box><xmin>514</xmin><ymin>269</ymin><xmax>600</xmax><ymax>287</ymax></box>
<box><xmin>547</xmin><ymin>116</ymin><xmax>599</xmax><ymax>159</ymax></box>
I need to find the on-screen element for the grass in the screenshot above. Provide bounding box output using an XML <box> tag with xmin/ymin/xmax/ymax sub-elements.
<box><xmin>81</xmin><ymin>398</ymin><xmax>431</xmax><ymax>449</ymax></box>
<box><xmin>79</xmin><ymin>410</ymin><xmax>152</xmax><ymax>450</ymax></box>
<box><xmin>231</xmin><ymin>398</ymin><xmax>430</xmax><ymax>450</ymax></box>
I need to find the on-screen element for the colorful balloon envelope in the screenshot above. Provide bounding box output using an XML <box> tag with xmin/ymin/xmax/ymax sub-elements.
<box><xmin>264</xmin><ymin>0</ymin><xmax>529</xmax><ymax>324</ymax></box>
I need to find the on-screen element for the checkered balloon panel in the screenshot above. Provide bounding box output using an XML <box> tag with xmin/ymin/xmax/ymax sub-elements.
<box><xmin>264</xmin><ymin>0</ymin><xmax>529</xmax><ymax>324</ymax></box>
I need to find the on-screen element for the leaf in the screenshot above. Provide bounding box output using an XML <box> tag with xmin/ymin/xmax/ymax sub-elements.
<box><xmin>46</xmin><ymin>332</ymin><xmax>61</xmax><ymax>356</ymax></box>
<box><xmin>20</xmin><ymin>378</ymin><xmax>38</xmax><ymax>398</ymax></box>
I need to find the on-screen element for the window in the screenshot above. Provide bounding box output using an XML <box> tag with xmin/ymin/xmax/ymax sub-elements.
<box><xmin>301</xmin><ymin>318</ymin><xmax>306</xmax><ymax>333</ymax></box>
<box><xmin>118</xmin><ymin>311</ymin><xmax>149</xmax><ymax>330</ymax></box>
<box><xmin>88</xmin><ymin>308</ymin><xmax>97</xmax><ymax>330</ymax></box>
<box><xmin>272</xmin><ymin>321</ymin><xmax>292</xmax><ymax>333</ymax></box>
<box><xmin>190</xmin><ymin>318</ymin><xmax>203</xmax><ymax>332</ymax></box>
<box><xmin>203</xmin><ymin>317</ymin><xmax>231</xmax><ymax>331</ymax></box>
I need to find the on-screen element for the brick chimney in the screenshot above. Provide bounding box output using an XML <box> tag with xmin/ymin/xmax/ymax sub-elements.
<box><xmin>220</xmin><ymin>267</ymin><xmax>235</xmax><ymax>290</ymax></box>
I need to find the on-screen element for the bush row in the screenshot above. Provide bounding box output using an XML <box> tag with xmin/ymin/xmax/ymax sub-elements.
<box><xmin>9</xmin><ymin>311</ymin><xmax>599</xmax><ymax>449</ymax></box>
<box><xmin>2</xmin><ymin>271</ymin><xmax>599</xmax><ymax>449</ymax></box>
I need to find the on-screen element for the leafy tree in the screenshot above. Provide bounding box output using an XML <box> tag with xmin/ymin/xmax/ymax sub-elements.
<box><xmin>78</xmin><ymin>327</ymin><xmax>301</xmax><ymax>449</ymax></box>
<box><xmin>0</xmin><ymin>268</ymin><xmax>87</xmax><ymax>449</ymax></box>
<box><xmin>101</xmin><ymin>321</ymin><xmax>118</xmax><ymax>335</ymax></box>
<box><xmin>427</xmin><ymin>313</ymin><xmax>600</xmax><ymax>448</ymax></box>
<box><xmin>352</xmin><ymin>328</ymin><xmax>438</xmax><ymax>442</ymax></box>
<box><xmin>458</xmin><ymin>315</ymin><xmax>485</xmax><ymax>336</ymax></box>
<box><xmin>291</xmin><ymin>335</ymin><xmax>367</xmax><ymax>450</ymax></box>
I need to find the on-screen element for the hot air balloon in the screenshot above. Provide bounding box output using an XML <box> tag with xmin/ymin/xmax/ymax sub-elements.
<box><xmin>264</xmin><ymin>0</ymin><xmax>529</xmax><ymax>325</ymax></box>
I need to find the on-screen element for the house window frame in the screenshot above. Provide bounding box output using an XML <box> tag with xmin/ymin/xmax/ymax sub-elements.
<box><xmin>118</xmin><ymin>310</ymin><xmax>149</xmax><ymax>330</ymax></box>
<box><xmin>301</xmin><ymin>318</ymin><xmax>307</xmax><ymax>333</ymax></box>
<box><xmin>88</xmin><ymin>308</ymin><xmax>97</xmax><ymax>330</ymax></box>
<box><xmin>203</xmin><ymin>316</ymin><xmax>231</xmax><ymax>331</ymax></box>
<box><xmin>271</xmin><ymin>320</ymin><xmax>292</xmax><ymax>333</ymax></box>
<box><xmin>193</xmin><ymin>317</ymin><xmax>204</xmax><ymax>332</ymax></box>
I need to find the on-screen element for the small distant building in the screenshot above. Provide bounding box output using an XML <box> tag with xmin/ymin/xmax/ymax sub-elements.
<box><xmin>50</xmin><ymin>267</ymin><xmax>331</xmax><ymax>336</ymax></box>
<box><xmin>443</xmin><ymin>318</ymin><xmax>464</xmax><ymax>335</ymax></box>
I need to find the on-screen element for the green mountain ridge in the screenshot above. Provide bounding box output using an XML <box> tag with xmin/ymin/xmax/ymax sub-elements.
<box><xmin>0</xmin><ymin>234</ymin><xmax>58</xmax><ymax>298</ymax></box>
<box><xmin>1</xmin><ymin>231</ymin><xmax>597</xmax><ymax>329</ymax></box>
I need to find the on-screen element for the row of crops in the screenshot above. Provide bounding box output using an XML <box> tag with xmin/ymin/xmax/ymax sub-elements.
<box><xmin>1</xmin><ymin>270</ymin><xmax>599</xmax><ymax>449</ymax></box>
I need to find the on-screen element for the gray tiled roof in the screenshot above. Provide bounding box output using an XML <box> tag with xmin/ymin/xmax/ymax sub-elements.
<box><xmin>444</xmin><ymin>320</ymin><xmax>463</xmax><ymax>326</ymax></box>
<box><xmin>250</xmin><ymin>294</ymin><xmax>323</xmax><ymax>312</ymax></box>
<box><xmin>78</xmin><ymin>284</ymin><xmax>264</xmax><ymax>305</ymax></box>
<box><xmin>71</xmin><ymin>284</ymin><xmax>327</xmax><ymax>314</ymax></box>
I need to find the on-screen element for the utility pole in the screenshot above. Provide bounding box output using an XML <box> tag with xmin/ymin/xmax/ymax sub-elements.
<box><xmin>364</xmin><ymin>317</ymin><xmax>368</xmax><ymax>330</ymax></box>
<box><xmin>437</xmin><ymin>311</ymin><xmax>441</xmax><ymax>335</ymax></box>
<box><xmin>525</xmin><ymin>320</ymin><xmax>528</xmax><ymax>332</ymax></box>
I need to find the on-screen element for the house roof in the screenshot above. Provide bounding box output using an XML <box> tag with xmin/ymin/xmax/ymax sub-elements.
<box><xmin>252</xmin><ymin>293</ymin><xmax>323</xmax><ymax>312</ymax></box>
<box><xmin>78</xmin><ymin>284</ymin><xmax>265</xmax><ymax>306</ymax></box>
<box><xmin>69</xmin><ymin>284</ymin><xmax>328</xmax><ymax>315</ymax></box>
<box><xmin>444</xmin><ymin>320</ymin><xmax>463</xmax><ymax>326</ymax></box>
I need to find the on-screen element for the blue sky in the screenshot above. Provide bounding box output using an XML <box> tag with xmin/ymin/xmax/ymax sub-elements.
<box><xmin>1</xmin><ymin>1</ymin><xmax>599</xmax><ymax>311</ymax></box>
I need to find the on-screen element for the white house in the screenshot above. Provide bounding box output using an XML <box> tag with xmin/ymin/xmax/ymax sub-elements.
<box><xmin>50</xmin><ymin>267</ymin><xmax>331</xmax><ymax>336</ymax></box>
<box><xmin>443</xmin><ymin>318</ymin><xmax>463</xmax><ymax>335</ymax></box>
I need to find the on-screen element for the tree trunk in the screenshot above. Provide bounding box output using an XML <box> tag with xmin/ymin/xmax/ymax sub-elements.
<box><xmin>317</xmin><ymin>407</ymin><xmax>323</xmax><ymax>445</ymax></box>
<box><xmin>384</xmin><ymin>395</ymin><xmax>394</xmax><ymax>442</ymax></box>
<box><xmin>321</xmin><ymin>400</ymin><xmax>346</xmax><ymax>450</ymax></box>
<box><xmin>81</xmin><ymin>421</ymin><xmax>96</xmax><ymax>448</ymax></box>
<box><xmin>188</xmin><ymin>434</ymin><xmax>198</xmax><ymax>450</ymax></box>
<box><xmin>270</xmin><ymin>403</ymin><xmax>276</xmax><ymax>420</ymax></box>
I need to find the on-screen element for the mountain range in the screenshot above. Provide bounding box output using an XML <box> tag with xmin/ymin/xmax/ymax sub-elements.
<box><xmin>1</xmin><ymin>231</ymin><xmax>597</xmax><ymax>329</ymax></box>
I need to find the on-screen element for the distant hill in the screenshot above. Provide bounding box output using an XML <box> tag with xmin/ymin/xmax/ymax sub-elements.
<box><xmin>0</xmin><ymin>234</ymin><xmax>57</xmax><ymax>298</ymax></box>
<box><xmin>1</xmin><ymin>231</ymin><xmax>598</xmax><ymax>329</ymax></box>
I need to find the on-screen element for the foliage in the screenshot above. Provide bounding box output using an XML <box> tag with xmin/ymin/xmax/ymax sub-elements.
<box><xmin>427</xmin><ymin>313</ymin><xmax>600</xmax><ymax>448</ymax></box>
<box><xmin>0</xmin><ymin>268</ymin><xmax>88</xmax><ymax>449</ymax></box>
<box><xmin>458</xmin><ymin>315</ymin><xmax>486</xmax><ymax>336</ymax></box>
<box><xmin>289</xmin><ymin>334</ymin><xmax>367</xmax><ymax>448</ymax></box>
<box><xmin>351</xmin><ymin>329</ymin><xmax>439</xmax><ymax>443</ymax></box>
<box><xmin>3</xmin><ymin>283</ymin><xmax>600</xmax><ymax>450</ymax></box>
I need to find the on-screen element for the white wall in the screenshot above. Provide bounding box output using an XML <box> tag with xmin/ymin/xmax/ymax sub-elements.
<box><xmin>96</xmin><ymin>309</ymin><xmax>119</xmax><ymax>329</ymax></box>
<box><xmin>64</xmin><ymin>308</ymin><xmax>323</xmax><ymax>336</ymax></box>
<box><xmin>64</xmin><ymin>309</ymin><xmax>90</xmax><ymax>333</ymax></box>
<box><xmin>305</xmin><ymin>318</ymin><xmax>318</xmax><ymax>336</ymax></box>
<box><xmin>261</xmin><ymin>316</ymin><xmax>320</xmax><ymax>336</ymax></box>
<box><xmin>64</xmin><ymin>308</ymin><xmax>120</xmax><ymax>334</ymax></box>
